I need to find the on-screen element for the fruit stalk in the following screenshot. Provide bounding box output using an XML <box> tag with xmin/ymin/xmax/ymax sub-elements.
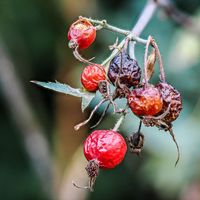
<box><xmin>113</xmin><ymin>114</ymin><xmax>126</xmax><ymax>132</ymax></box>
<box><xmin>82</xmin><ymin>17</ymin><xmax>147</xmax><ymax>44</ymax></box>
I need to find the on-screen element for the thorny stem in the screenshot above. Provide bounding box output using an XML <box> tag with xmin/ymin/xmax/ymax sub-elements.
<box><xmin>169</xmin><ymin>128</ymin><xmax>180</xmax><ymax>167</ymax></box>
<box><xmin>92</xmin><ymin>1</ymin><xmax>157</xmax><ymax>67</ymax></box>
<box><xmin>82</xmin><ymin>17</ymin><xmax>147</xmax><ymax>45</ymax></box>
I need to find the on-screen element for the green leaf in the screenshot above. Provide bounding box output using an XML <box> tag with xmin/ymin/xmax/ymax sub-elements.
<box><xmin>31</xmin><ymin>80</ymin><xmax>95</xmax><ymax>111</ymax></box>
<box><xmin>31</xmin><ymin>81</ymin><xmax>84</xmax><ymax>97</ymax></box>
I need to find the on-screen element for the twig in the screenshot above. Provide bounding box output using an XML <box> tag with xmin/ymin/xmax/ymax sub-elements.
<box><xmin>82</xmin><ymin>17</ymin><xmax>147</xmax><ymax>44</ymax></box>
<box><xmin>113</xmin><ymin>114</ymin><xmax>126</xmax><ymax>132</ymax></box>
<box><xmin>90</xmin><ymin>102</ymin><xmax>111</xmax><ymax>129</ymax></box>
<box><xmin>129</xmin><ymin>0</ymin><xmax>158</xmax><ymax>57</ymax></box>
<box><xmin>74</xmin><ymin>99</ymin><xmax>107</xmax><ymax>131</ymax></box>
<box><xmin>158</xmin><ymin>0</ymin><xmax>200</xmax><ymax>34</ymax></box>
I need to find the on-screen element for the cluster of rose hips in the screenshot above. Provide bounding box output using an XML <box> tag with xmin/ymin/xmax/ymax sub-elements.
<box><xmin>68</xmin><ymin>17</ymin><xmax>182</xmax><ymax>191</ymax></box>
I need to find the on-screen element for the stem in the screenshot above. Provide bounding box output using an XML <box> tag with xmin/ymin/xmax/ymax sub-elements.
<box><xmin>131</xmin><ymin>0</ymin><xmax>158</xmax><ymax>36</ymax></box>
<box><xmin>137</xmin><ymin>120</ymin><xmax>142</xmax><ymax>133</ymax></box>
<box><xmin>143</xmin><ymin>36</ymin><xmax>153</xmax><ymax>86</ymax></box>
<box><xmin>82</xmin><ymin>17</ymin><xmax>147</xmax><ymax>44</ymax></box>
<box><xmin>113</xmin><ymin>114</ymin><xmax>126</xmax><ymax>132</ymax></box>
<box><xmin>129</xmin><ymin>0</ymin><xmax>158</xmax><ymax>58</ymax></box>
<box><xmin>74</xmin><ymin>99</ymin><xmax>106</xmax><ymax>131</ymax></box>
<box><xmin>151</xmin><ymin>38</ymin><xmax>166</xmax><ymax>82</ymax></box>
<box><xmin>169</xmin><ymin>128</ymin><xmax>180</xmax><ymax>167</ymax></box>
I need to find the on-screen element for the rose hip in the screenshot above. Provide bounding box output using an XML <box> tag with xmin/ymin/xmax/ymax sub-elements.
<box><xmin>108</xmin><ymin>52</ymin><xmax>141</xmax><ymax>88</ymax></box>
<box><xmin>84</xmin><ymin>130</ymin><xmax>127</xmax><ymax>169</ymax></box>
<box><xmin>81</xmin><ymin>65</ymin><xmax>106</xmax><ymax>92</ymax></box>
<box><xmin>156</xmin><ymin>82</ymin><xmax>182</xmax><ymax>123</ymax></box>
<box><xmin>127</xmin><ymin>85</ymin><xmax>163</xmax><ymax>116</ymax></box>
<box><xmin>68</xmin><ymin>18</ymin><xmax>96</xmax><ymax>50</ymax></box>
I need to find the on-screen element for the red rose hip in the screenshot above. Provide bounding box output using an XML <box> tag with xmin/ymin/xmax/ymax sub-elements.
<box><xmin>68</xmin><ymin>18</ymin><xmax>96</xmax><ymax>50</ymax></box>
<box><xmin>73</xmin><ymin>130</ymin><xmax>127</xmax><ymax>191</ymax></box>
<box><xmin>127</xmin><ymin>85</ymin><xmax>163</xmax><ymax>116</ymax></box>
<box><xmin>84</xmin><ymin>130</ymin><xmax>127</xmax><ymax>169</ymax></box>
<box><xmin>81</xmin><ymin>65</ymin><xmax>106</xmax><ymax>92</ymax></box>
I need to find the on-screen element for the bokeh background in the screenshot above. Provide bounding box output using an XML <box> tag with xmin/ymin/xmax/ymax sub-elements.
<box><xmin>0</xmin><ymin>0</ymin><xmax>200</xmax><ymax>199</ymax></box>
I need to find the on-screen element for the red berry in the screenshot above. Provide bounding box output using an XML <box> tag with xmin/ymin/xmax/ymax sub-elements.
<box><xmin>68</xmin><ymin>18</ymin><xmax>96</xmax><ymax>50</ymax></box>
<box><xmin>127</xmin><ymin>85</ymin><xmax>163</xmax><ymax>116</ymax></box>
<box><xmin>84</xmin><ymin>130</ymin><xmax>127</xmax><ymax>169</ymax></box>
<box><xmin>81</xmin><ymin>65</ymin><xmax>106</xmax><ymax>92</ymax></box>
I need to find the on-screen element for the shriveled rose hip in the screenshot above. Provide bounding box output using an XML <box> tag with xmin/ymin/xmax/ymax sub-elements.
<box><xmin>81</xmin><ymin>65</ymin><xmax>106</xmax><ymax>92</ymax></box>
<box><xmin>156</xmin><ymin>82</ymin><xmax>182</xmax><ymax>123</ymax></box>
<box><xmin>127</xmin><ymin>85</ymin><xmax>163</xmax><ymax>116</ymax></box>
<box><xmin>68</xmin><ymin>18</ymin><xmax>96</xmax><ymax>50</ymax></box>
<box><xmin>108</xmin><ymin>52</ymin><xmax>141</xmax><ymax>88</ymax></box>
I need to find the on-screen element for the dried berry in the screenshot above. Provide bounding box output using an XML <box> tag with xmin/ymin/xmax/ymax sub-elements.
<box><xmin>156</xmin><ymin>82</ymin><xmax>182</xmax><ymax>123</ymax></box>
<box><xmin>84</xmin><ymin>130</ymin><xmax>127</xmax><ymax>169</ymax></box>
<box><xmin>127</xmin><ymin>85</ymin><xmax>163</xmax><ymax>116</ymax></box>
<box><xmin>126</xmin><ymin>132</ymin><xmax>144</xmax><ymax>155</ymax></box>
<box><xmin>68</xmin><ymin>18</ymin><xmax>96</xmax><ymax>50</ymax></box>
<box><xmin>81</xmin><ymin>65</ymin><xmax>106</xmax><ymax>92</ymax></box>
<box><xmin>108</xmin><ymin>52</ymin><xmax>141</xmax><ymax>88</ymax></box>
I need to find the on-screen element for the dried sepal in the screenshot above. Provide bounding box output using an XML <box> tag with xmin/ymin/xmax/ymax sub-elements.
<box><xmin>146</xmin><ymin>49</ymin><xmax>156</xmax><ymax>81</ymax></box>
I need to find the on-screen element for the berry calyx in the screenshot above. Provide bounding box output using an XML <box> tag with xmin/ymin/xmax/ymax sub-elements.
<box><xmin>127</xmin><ymin>85</ymin><xmax>163</xmax><ymax>116</ymax></box>
<box><xmin>108</xmin><ymin>52</ymin><xmax>141</xmax><ymax>88</ymax></box>
<box><xmin>81</xmin><ymin>65</ymin><xmax>106</xmax><ymax>92</ymax></box>
<box><xmin>156</xmin><ymin>82</ymin><xmax>182</xmax><ymax>124</ymax></box>
<box><xmin>68</xmin><ymin>18</ymin><xmax>96</xmax><ymax>50</ymax></box>
<box><xmin>84</xmin><ymin>130</ymin><xmax>127</xmax><ymax>169</ymax></box>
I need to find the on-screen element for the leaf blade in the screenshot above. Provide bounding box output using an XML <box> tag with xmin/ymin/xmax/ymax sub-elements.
<box><xmin>31</xmin><ymin>81</ymin><xmax>84</xmax><ymax>97</ymax></box>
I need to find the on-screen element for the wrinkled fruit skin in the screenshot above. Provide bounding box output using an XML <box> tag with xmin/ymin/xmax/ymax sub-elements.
<box><xmin>84</xmin><ymin>130</ymin><xmax>127</xmax><ymax>169</ymax></box>
<box><xmin>68</xmin><ymin>18</ymin><xmax>96</xmax><ymax>49</ymax></box>
<box><xmin>127</xmin><ymin>85</ymin><xmax>163</xmax><ymax>116</ymax></box>
<box><xmin>81</xmin><ymin>65</ymin><xmax>106</xmax><ymax>92</ymax></box>
<box><xmin>108</xmin><ymin>52</ymin><xmax>141</xmax><ymax>88</ymax></box>
<box><xmin>156</xmin><ymin>82</ymin><xmax>182</xmax><ymax>123</ymax></box>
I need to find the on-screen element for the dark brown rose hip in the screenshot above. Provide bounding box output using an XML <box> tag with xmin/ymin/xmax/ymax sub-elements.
<box><xmin>156</xmin><ymin>82</ymin><xmax>182</xmax><ymax>123</ymax></box>
<box><xmin>108</xmin><ymin>52</ymin><xmax>141</xmax><ymax>88</ymax></box>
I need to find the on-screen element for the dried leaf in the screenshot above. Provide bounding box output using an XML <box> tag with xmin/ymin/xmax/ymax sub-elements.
<box><xmin>147</xmin><ymin>49</ymin><xmax>156</xmax><ymax>81</ymax></box>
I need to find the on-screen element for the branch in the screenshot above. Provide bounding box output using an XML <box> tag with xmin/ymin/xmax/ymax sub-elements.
<box><xmin>83</xmin><ymin>17</ymin><xmax>147</xmax><ymax>44</ymax></box>
<box><xmin>158</xmin><ymin>0</ymin><xmax>200</xmax><ymax>34</ymax></box>
<box><xmin>131</xmin><ymin>0</ymin><xmax>158</xmax><ymax>36</ymax></box>
<box><xmin>129</xmin><ymin>0</ymin><xmax>158</xmax><ymax>58</ymax></box>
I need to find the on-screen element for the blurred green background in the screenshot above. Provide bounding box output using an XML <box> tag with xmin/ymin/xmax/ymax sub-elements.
<box><xmin>0</xmin><ymin>0</ymin><xmax>200</xmax><ymax>200</ymax></box>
